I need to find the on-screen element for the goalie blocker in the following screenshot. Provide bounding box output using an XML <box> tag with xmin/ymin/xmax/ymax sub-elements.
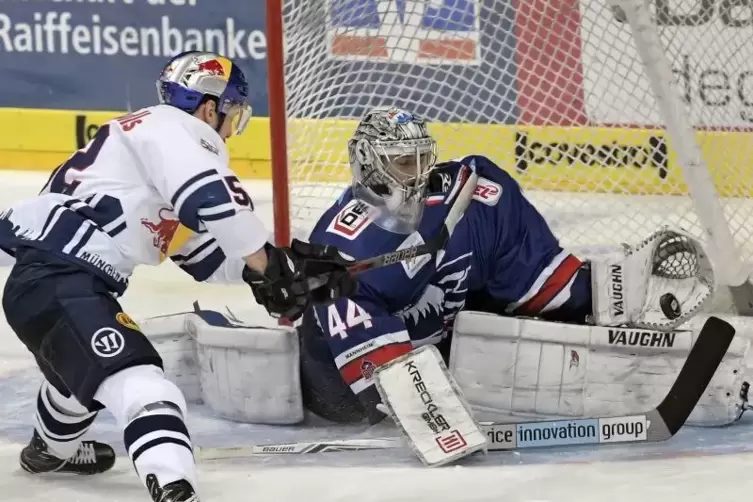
<box><xmin>374</xmin><ymin>345</ymin><xmax>487</xmax><ymax>466</ymax></box>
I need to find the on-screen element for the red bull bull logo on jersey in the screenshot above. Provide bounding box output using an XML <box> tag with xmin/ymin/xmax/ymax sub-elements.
<box><xmin>141</xmin><ymin>208</ymin><xmax>180</xmax><ymax>257</ymax></box>
<box><xmin>327</xmin><ymin>0</ymin><xmax>480</xmax><ymax>65</ymax></box>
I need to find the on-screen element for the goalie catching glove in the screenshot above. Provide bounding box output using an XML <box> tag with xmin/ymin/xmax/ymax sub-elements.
<box><xmin>243</xmin><ymin>240</ymin><xmax>358</xmax><ymax>322</ymax></box>
<box><xmin>590</xmin><ymin>227</ymin><xmax>714</xmax><ymax>330</ymax></box>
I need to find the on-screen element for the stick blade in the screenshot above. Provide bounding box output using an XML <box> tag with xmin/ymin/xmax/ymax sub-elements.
<box><xmin>656</xmin><ymin>316</ymin><xmax>735</xmax><ymax>435</ymax></box>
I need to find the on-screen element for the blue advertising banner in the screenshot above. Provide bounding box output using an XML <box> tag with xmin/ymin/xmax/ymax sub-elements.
<box><xmin>0</xmin><ymin>0</ymin><xmax>520</xmax><ymax>124</ymax></box>
<box><xmin>0</xmin><ymin>0</ymin><xmax>270</xmax><ymax>114</ymax></box>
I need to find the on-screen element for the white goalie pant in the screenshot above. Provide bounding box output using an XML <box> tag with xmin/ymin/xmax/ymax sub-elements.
<box><xmin>449</xmin><ymin>311</ymin><xmax>753</xmax><ymax>426</ymax></box>
<box><xmin>138</xmin><ymin>308</ymin><xmax>303</xmax><ymax>424</ymax></box>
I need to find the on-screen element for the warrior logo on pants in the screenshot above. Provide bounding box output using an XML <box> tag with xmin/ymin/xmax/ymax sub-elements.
<box><xmin>91</xmin><ymin>328</ymin><xmax>125</xmax><ymax>358</ymax></box>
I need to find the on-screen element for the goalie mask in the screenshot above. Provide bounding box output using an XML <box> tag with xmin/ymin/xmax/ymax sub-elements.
<box><xmin>348</xmin><ymin>107</ymin><xmax>438</xmax><ymax>234</ymax></box>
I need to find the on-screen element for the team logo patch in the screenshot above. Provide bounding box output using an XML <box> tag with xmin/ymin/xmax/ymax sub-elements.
<box><xmin>115</xmin><ymin>312</ymin><xmax>140</xmax><ymax>332</ymax></box>
<box><xmin>91</xmin><ymin>328</ymin><xmax>125</xmax><ymax>358</ymax></box>
<box><xmin>361</xmin><ymin>359</ymin><xmax>377</xmax><ymax>380</ymax></box>
<box><xmin>472</xmin><ymin>177</ymin><xmax>502</xmax><ymax>205</ymax></box>
<box><xmin>326</xmin><ymin>199</ymin><xmax>372</xmax><ymax>240</ymax></box>
<box><xmin>569</xmin><ymin>350</ymin><xmax>580</xmax><ymax>369</ymax></box>
<box><xmin>141</xmin><ymin>207</ymin><xmax>180</xmax><ymax>257</ymax></box>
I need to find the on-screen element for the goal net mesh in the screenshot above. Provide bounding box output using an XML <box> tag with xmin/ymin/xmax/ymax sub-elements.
<box><xmin>279</xmin><ymin>0</ymin><xmax>753</xmax><ymax>275</ymax></box>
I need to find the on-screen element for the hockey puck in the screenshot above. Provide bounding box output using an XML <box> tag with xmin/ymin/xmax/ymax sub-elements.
<box><xmin>660</xmin><ymin>293</ymin><xmax>681</xmax><ymax>320</ymax></box>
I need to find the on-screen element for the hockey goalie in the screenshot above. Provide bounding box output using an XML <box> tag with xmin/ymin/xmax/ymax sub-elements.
<box><xmin>150</xmin><ymin>107</ymin><xmax>750</xmax><ymax>468</ymax></box>
<box><xmin>296</xmin><ymin>106</ymin><xmax>753</xmax><ymax>462</ymax></box>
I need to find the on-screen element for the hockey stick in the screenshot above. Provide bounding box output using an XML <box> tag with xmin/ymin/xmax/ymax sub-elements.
<box><xmin>306</xmin><ymin>169</ymin><xmax>479</xmax><ymax>289</ymax></box>
<box><xmin>195</xmin><ymin>316</ymin><xmax>734</xmax><ymax>460</ymax></box>
<box><xmin>196</xmin><ymin>438</ymin><xmax>404</xmax><ymax>460</ymax></box>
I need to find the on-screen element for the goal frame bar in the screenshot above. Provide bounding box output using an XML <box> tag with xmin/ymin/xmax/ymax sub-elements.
<box><xmin>266</xmin><ymin>0</ymin><xmax>290</xmax><ymax>247</ymax></box>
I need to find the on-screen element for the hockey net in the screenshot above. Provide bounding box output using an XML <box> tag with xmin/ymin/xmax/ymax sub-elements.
<box><xmin>270</xmin><ymin>0</ymin><xmax>753</xmax><ymax>311</ymax></box>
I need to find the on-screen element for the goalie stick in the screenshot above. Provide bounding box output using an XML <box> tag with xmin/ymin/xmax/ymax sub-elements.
<box><xmin>306</xmin><ymin>169</ymin><xmax>479</xmax><ymax>289</ymax></box>
<box><xmin>195</xmin><ymin>316</ymin><xmax>735</xmax><ymax>461</ymax></box>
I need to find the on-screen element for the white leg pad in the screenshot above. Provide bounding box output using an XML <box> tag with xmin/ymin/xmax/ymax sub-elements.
<box><xmin>193</xmin><ymin>315</ymin><xmax>303</xmax><ymax>424</ymax></box>
<box><xmin>375</xmin><ymin>345</ymin><xmax>487</xmax><ymax>466</ymax></box>
<box><xmin>449</xmin><ymin>311</ymin><xmax>751</xmax><ymax>426</ymax></box>
<box><xmin>141</xmin><ymin>313</ymin><xmax>200</xmax><ymax>403</ymax></box>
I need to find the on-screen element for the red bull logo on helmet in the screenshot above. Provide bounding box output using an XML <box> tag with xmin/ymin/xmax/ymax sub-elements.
<box><xmin>198</xmin><ymin>60</ymin><xmax>225</xmax><ymax>76</ymax></box>
<box><xmin>196</xmin><ymin>57</ymin><xmax>233</xmax><ymax>81</ymax></box>
<box><xmin>141</xmin><ymin>208</ymin><xmax>180</xmax><ymax>258</ymax></box>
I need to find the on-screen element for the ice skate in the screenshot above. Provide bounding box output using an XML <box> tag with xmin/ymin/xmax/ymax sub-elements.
<box><xmin>19</xmin><ymin>429</ymin><xmax>115</xmax><ymax>475</ymax></box>
<box><xmin>146</xmin><ymin>474</ymin><xmax>199</xmax><ymax>502</ymax></box>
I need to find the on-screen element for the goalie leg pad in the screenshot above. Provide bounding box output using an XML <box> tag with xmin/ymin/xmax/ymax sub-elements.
<box><xmin>450</xmin><ymin>311</ymin><xmax>750</xmax><ymax>426</ymax></box>
<box><xmin>375</xmin><ymin>345</ymin><xmax>487</xmax><ymax>466</ymax></box>
<box><xmin>193</xmin><ymin>315</ymin><xmax>303</xmax><ymax>425</ymax></box>
<box><xmin>140</xmin><ymin>313</ymin><xmax>200</xmax><ymax>403</ymax></box>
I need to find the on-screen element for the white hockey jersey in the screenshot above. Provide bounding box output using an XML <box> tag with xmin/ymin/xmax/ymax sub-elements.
<box><xmin>0</xmin><ymin>105</ymin><xmax>268</xmax><ymax>295</ymax></box>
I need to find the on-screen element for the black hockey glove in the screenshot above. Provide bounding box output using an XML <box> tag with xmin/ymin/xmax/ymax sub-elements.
<box><xmin>242</xmin><ymin>242</ymin><xmax>311</xmax><ymax>322</ymax></box>
<box><xmin>289</xmin><ymin>239</ymin><xmax>358</xmax><ymax>303</ymax></box>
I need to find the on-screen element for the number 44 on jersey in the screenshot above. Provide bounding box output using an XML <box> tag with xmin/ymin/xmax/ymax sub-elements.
<box><xmin>327</xmin><ymin>299</ymin><xmax>373</xmax><ymax>339</ymax></box>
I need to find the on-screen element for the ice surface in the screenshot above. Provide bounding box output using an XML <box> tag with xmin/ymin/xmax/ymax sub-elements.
<box><xmin>0</xmin><ymin>172</ymin><xmax>752</xmax><ymax>501</ymax></box>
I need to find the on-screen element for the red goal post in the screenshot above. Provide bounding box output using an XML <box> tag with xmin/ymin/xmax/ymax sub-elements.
<box><xmin>265</xmin><ymin>0</ymin><xmax>753</xmax><ymax>313</ymax></box>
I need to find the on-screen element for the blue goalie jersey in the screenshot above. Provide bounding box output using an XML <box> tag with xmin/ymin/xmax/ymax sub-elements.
<box><xmin>306</xmin><ymin>155</ymin><xmax>592</xmax><ymax>400</ymax></box>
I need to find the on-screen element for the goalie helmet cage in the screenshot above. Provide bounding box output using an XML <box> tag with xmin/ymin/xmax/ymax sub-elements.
<box><xmin>265</xmin><ymin>0</ymin><xmax>753</xmax><ymax>314</ymax></box>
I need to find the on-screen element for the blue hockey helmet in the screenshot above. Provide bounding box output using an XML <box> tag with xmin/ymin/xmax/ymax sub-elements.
<box><xmin>156</xmin><ymin>51</ymin><xmax>252</xmax><ymax>137</ymax></box>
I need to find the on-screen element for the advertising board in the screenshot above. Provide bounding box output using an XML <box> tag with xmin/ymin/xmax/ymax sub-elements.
<box><xmin>0</xmin><ymin>0</ymin><xmax>268</xmax><ymax>113</ymax></box>
<box><xmin>579</xmin><ymin>0</ymin><xmax>753</xmax><ymax>127</ymax></box>
<box><xmin>2</xmin><ymin>0</ymin><xmax>753</xmax><ymax>192</ymax></box>
<box><xmin>0</xmin><ymin>107</ymin><xmax>271</xmax><ymax>176</ymax></box>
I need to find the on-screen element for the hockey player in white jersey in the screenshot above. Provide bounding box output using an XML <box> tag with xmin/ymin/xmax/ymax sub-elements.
<box><xmin>0</xmin><ymin>52</ymin><xmax>355</xmax><ymax>502</ymax></box>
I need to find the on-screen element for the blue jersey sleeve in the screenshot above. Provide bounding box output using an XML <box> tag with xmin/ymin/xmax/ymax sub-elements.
<box><xmin>459</xmin><ymin>155</ymin><xmax>592</xmax><ymax>322</ymax></box>
<box><xmin>308</xmin><ymin>193</ymin><xmax>420</xmax><ymax>398</ymax></box>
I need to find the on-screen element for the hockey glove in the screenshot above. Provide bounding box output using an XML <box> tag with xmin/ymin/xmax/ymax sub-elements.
<box><xmin>242</xmin><ymin>242</ymin><xmax>310</xmax><ymax>322</ymax></box>
<box><xmin>590</xmin><ymin>227</ymin><xmax>714</xmax><ymax>330</ymax></box>
<box><xmin>289</xmin><ymin>239</ymin><xmax>358</xmax><ymax>303</ymax></box>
